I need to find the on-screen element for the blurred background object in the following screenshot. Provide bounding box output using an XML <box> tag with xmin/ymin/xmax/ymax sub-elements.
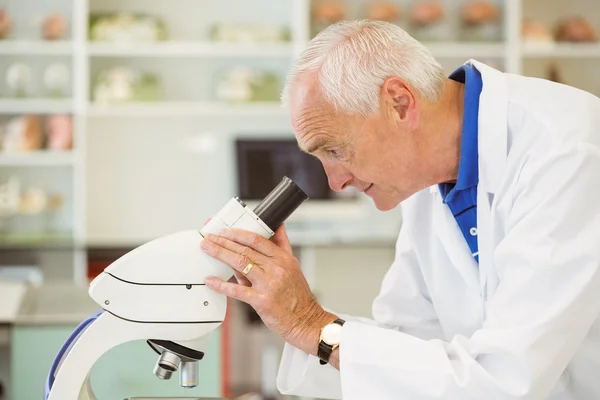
<box><xmin>0</xmin><ymin>114</ymin><xmax>73</xmax><ymax>153</ymax></box>
<box><xmin>312</xmin><ymin>0</ymin><xmax>348</xmax><ymax>37</ymax></box>
<box><xmin>555</xmin><ymin>15</ymin><xmax>597</xmax><ymax>42</ymax></box>
<box><xmin>0</xmin><ymin>0</ymin><xmax>598</xmax><ymax>399</ymax></box>
<box><xmin>522</xmin><ymin>18</ymin><xmax>553</xmax><ymax>44</ymax></box>
<box><xmin>460</xmin><ymin>0</ymin><xmax>502</xmax><ymax>41</ymax></box>
<box><xmin>45</xmin><ymin>114</ymin><xmax>72</xmax><ymax>150</ymax></box>
<box><xmin>89</xmin><ymin>12</ymin><xmax>168</xmax><ymax>43</ymax></box>
<box><xmin>1</xmin><ymin>114</ymin><xmax>42</xmax><ymax>152</ymax></box>
<box><xmin>410</xmin><ymin>0</ymin><xmax>446</xmax><ymax>41</ymax></box>
<box><xmin>41</xmin><ymin>12</ymin><xmax>68</xmax><ymax>41</ymax></box>
<box><xmin>0</xmin><ymin>9</ymin><xmax>12</xmax><ymax>39</ymax></box>
<box><xmin>546</xmin><ymin>62</ymin><xmax>564</xmax><ymax>84</ymax></box>
<box><xmin>5</xmin><ymin>63</ymin><xmax>33</xmax><ymax>98</ymax></box>
<box><xmin>92</xmin><ymin>66</ymin><xmax>163</xmax><ymax>103</ymax></box>
<box><xmin>209</xmin><ymin>22</ymin><xmax>291</xmax><ymax>43</ymax></box>
<box><xmin>366</xmin><ymin>1</ymin><xmax>402</xmax><ymax>23</ymax></box>
<box><xmin>215</xmin><ymin>68</ymin><xmax>281</xmax><ymax>103</ymax></box>
<box><xmin>42</xmin><ymin>63</ymin><xmax>70</xmax><ymax>98</ymax></box>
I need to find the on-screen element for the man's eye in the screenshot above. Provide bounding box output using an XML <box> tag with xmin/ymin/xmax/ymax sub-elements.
<box><xmin>328</xmin><ymin>148</ymin><xmax>342</xmax><ymax>158</ymax></box>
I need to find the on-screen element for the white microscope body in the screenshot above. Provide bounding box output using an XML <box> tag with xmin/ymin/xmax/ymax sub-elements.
<box><xmin>44</xmin><ymin>177</ymin><xmax>308</xmax><ymax>400</ymax></box>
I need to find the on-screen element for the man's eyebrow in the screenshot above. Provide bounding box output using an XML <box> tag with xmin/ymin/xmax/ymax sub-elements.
<box><xmin>301</xmin><ymin>137</ymin><xmax>329</xmax><ymax>154</ymax></box>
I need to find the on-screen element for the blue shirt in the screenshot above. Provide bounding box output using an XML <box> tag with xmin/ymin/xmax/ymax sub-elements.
<box><xmin>438</xmin><ymin>64</ymin><xmax>483</xmax><ymax>263</ymax></box>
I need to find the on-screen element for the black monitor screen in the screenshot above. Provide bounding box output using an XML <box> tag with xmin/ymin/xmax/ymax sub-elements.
<box><xmin>235</xmin><ymin>138</ymin><xmax>333</xmax><ymax>200</ymax></box>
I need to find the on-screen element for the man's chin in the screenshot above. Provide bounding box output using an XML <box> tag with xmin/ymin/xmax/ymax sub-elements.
<box><xmin>370</xmin><ymin>196</ymin><xmax>401</xmax><ymax>211</ymax></box>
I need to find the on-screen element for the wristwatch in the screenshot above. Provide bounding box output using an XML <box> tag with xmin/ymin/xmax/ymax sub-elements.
<box><xmin>318</xmin><ymin>318</ymin><xmax>345</xmax><ymax>365</ymax></box>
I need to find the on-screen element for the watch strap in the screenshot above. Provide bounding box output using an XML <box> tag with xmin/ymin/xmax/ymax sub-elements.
<box><xmin>318</xmin><ymin>341</ymin><xmax>333</xmax><ymax>365</ymax></box>
<box><xmin>318</xmin><ymin>318</ymin><xmax>345</xmax><ymax>365</ymax></box>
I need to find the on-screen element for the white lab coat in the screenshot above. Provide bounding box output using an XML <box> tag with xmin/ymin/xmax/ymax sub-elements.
<box><xmin>276</xmin><ymin>59</ymin><xmax>600</xmax><ymax>399</ymax></box>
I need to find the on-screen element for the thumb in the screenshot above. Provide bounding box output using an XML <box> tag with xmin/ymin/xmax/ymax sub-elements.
<box><xmin>272</xmin><ymin>223</ymin><xmax>293</xmax><ymax>254</ymax></box>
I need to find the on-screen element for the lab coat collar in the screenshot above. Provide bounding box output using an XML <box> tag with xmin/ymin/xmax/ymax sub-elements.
<box><xmin>467</xmin><ymin>59</ymin><xmax>508</xmax><ymax>195</ymax></box>
<box><xmin>429</xmin><ymin>59</ymin><xmax>508</xmax><ymax>196</ymax></box>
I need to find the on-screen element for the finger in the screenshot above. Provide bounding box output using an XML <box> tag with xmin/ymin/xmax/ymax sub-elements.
<box><xmin>201</xmin><ymin>235</ymin><xmax>265</xmax><ymax>279</ymax></box>
<box><xmin>217</xmin><ymin>228</ymin><xmax>279</xmax><ymax>257</ymax></box>
<box><xmin>233</xmin><ymin>270</ymin><xmax>252</xmax><ymax>287</ymax></box>
<box><xmin>205</xmin><ymin>233</ymin><xmax>270</xmax><ymax>268</ymax></box>
<box><xmin>272</xmin><ymin>223</ymin><xmax>293</xmax><ymax>254</ymax></box>
<box><xmin>204</xmin><ymin>276</ymin><xmax>253</xmax><ymax>303</ymax></box>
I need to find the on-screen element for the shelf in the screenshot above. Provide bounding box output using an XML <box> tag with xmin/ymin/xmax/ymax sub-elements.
<box><xmin>522</xmin><ymin>43</ymin><xmax>600</xmax><ymax>58</ymax></box>
<box><xmin>423</xmin><ymin>42</ymin><xmax>505</xmax><ymax>58</ymax></box>
<box><xmin>0</xmin><ymin>99</ymin><xmax>74</xmax><ymax>114</ymax></box>
<box><xmin>87</xmin><ymin>101</ymin><xmax>286</xmax><ymax>117</ymax></box>
<box><xmin>0</xmin><ymin>151</ymin><xmax>75</xmax><ymax>166</ymax></box>
<box><xmin>0</xmin><ymin>40</ymin><xmax>73</xmax><ymax>55</ymax></box>
<box><xmin>87</xmin><ymin>41</ymin><xmax>293</xmax><ymax>57</ymax></box>
<box><xmin>0</xmin><ymin>232</ymin><xmax>75</xmax><ymax>250</ymax></box>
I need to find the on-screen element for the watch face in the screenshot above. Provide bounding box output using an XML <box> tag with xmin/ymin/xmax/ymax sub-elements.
<box><xmin>322</xmin><ymin>323</ymin><xmax>343</xmax><ymax>345</ymax></box>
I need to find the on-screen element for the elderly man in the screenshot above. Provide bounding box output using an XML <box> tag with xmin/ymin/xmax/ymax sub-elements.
<box><xmin>201</xmin><ymin>20</ymin><xmax>600</xmax><ymax>399</ymax></box>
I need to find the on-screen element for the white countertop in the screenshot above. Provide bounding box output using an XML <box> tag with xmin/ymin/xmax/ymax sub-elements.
<box><xmin>0</xmin><ymin>279</ymin><xmax>27</xmax><ymax>323</ymax></box>
<box><xmin>14</xmin><ymin>281</ymin><xmax>100</xmax><ymax>326</ymax></box>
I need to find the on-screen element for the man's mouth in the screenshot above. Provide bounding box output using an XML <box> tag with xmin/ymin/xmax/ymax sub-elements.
<box><xmin>364</xmin><ymin>184</ymin><xmax>374</xmax><ymax>194</ymax></box>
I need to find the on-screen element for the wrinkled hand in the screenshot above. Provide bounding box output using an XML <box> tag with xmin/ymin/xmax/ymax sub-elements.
<box><xmin>200</xmin><ymin>223</ymin><xmax>336</xmax><ymax>354</ymax></box>
<box><xmin>204</xmin><ymin>218</ymin><xmax>252</xmax><ymax>288</ymax></box>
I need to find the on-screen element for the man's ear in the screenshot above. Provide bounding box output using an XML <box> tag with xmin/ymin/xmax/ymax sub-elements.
<box><xmin>380</xmin><ymin>76</ymin><xmax>418</xmax><ymax>127</ymax></box>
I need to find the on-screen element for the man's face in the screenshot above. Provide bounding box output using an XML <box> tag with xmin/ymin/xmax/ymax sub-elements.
<box><xmin>290</xmin><ymin>77</ymin><xmax>424</xmax><ymax>211</ymax></box>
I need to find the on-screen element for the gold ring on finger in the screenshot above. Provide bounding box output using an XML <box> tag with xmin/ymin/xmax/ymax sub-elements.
<box><xmin>242</xmin><ymin>262</ymin><xmax>255</xmax><ymax>276</ymax></box>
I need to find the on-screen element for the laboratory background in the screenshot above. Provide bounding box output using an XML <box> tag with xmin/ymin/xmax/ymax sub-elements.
<box><xmin>0</xmin><ymin>0</ymin><xmax>598</xmax><ymax>399</ymax></box>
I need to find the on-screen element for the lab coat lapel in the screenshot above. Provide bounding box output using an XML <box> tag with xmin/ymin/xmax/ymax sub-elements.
<box><xmin>477</xmin><ymin>188</ymin><xmax>493</xmax><ymax>300</ymax></box>
<box><xmin>429</xmin><ymin>60</ymin><xmax>509</xmax><ymax>298</ymax></box>
<box><xmin>470</xmin><ymin>59</ymin><xmax>509</xmax><ymax>300</ymax></box>
<box><xmin>431</xmin><ymin>186</ymin><xmax>481</xmax><ymax>293</ymax></box>
<box><xmin>469</xmin><ymin>59</ymin><xmax>508</xmax><ymax>194</ymax></box>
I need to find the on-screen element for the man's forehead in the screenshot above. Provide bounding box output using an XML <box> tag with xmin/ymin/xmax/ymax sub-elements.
<box><xmin>289</xmin><ymin>76</ymin><xmax>326</xmax><ymax>115</ymax></box>
<box><xmin>292</xmin><ymin>106</ymin><xmax>339</xmax><ymax>151</ymax></box>
<box><xmin>288</xmin><ymin>80</ymin><xmax>330</xmax><ymax>139</ymax></box>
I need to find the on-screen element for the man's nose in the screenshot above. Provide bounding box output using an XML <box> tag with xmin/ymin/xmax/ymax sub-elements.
<box><xmin>323</xmin><ymin>163</ymin><xmax>353</xmax><ymax>192</ymax></box>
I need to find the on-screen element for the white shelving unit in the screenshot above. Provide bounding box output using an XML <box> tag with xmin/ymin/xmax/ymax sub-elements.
<box><xmin>425</xmin><ymin>41</ymin><xmax>506</xmax><ymax>58</ymax></box>
<box><xmin>0</xmin><ymin>0</ymin><xmax>597</xmax><ymax>283</ymax></box>
<box><xmin>0</xmin><ymin>98</ymin><xmax>74</xmax><ymax>114</ymax></box>
<box><xmin>522</xmin><ymin>42</ymin><xmax>600</xmax><ymax>58</ymax></box>
<box><xmin>87</xmin><ymin>41</ymin><xmax>294</xmax><ymax>57</ymax></box>
<box><xmin>0</xmin><ymin>40</ymin><xmax>73</xmax><ymax>55</ymax></box>
<box><xmin>86</xmin><ymin>101</ymin><xmax>287</xmax><ymax>118</ymax></box>
<box><xmin>0</xmin><ymin>151</ymin><xmax>75</xmax><ymax>166</ymax></box>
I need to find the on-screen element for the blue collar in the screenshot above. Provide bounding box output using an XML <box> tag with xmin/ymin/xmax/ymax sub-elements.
<box><xmin>439</xmin><ymin>64</ymin><xmax>483</xmax><ymax>203</ymax></box>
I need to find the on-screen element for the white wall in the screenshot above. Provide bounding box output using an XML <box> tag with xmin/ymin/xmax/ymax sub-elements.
<box><xmin>313</xmin><ymin>245</ymin><xmax>396</xmax><ymax>318</ymax></box>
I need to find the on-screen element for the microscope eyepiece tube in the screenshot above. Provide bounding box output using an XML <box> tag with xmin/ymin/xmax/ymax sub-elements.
<box><xmin>253</xmin><ymin>176</ymin><xmax>309</xmax><ymax>231</ymax></box>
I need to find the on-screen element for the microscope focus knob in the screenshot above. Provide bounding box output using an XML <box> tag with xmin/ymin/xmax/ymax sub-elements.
<box><xmin>153</xmin><ymin>350</ymin><xmax>181</xmax><ymax>380</ymax></box>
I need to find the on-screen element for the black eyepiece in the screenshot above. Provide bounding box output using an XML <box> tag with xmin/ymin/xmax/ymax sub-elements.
<box><xmin>253</xmin><ymin>176</ymin><xmax>309</xmax><ymax>231</ymax></box>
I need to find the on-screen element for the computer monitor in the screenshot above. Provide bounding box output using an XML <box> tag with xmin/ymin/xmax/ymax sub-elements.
<box><xmin>235</xmin><ymin>138</ymin><xmax>334</xmax><ymax>200</ymax></box>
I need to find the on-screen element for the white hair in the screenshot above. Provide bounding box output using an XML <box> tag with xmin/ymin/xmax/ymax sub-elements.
<box><xmin>281</xmin><ymin>19</ymin><xmax>446</xmax><ymax>116</ymax></box>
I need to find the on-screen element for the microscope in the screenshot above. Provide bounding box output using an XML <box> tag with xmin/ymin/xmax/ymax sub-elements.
<box><xmin>43</xmin><ymin>176</ymin><xmax>309</xmax><ymax>400</ymax></box>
